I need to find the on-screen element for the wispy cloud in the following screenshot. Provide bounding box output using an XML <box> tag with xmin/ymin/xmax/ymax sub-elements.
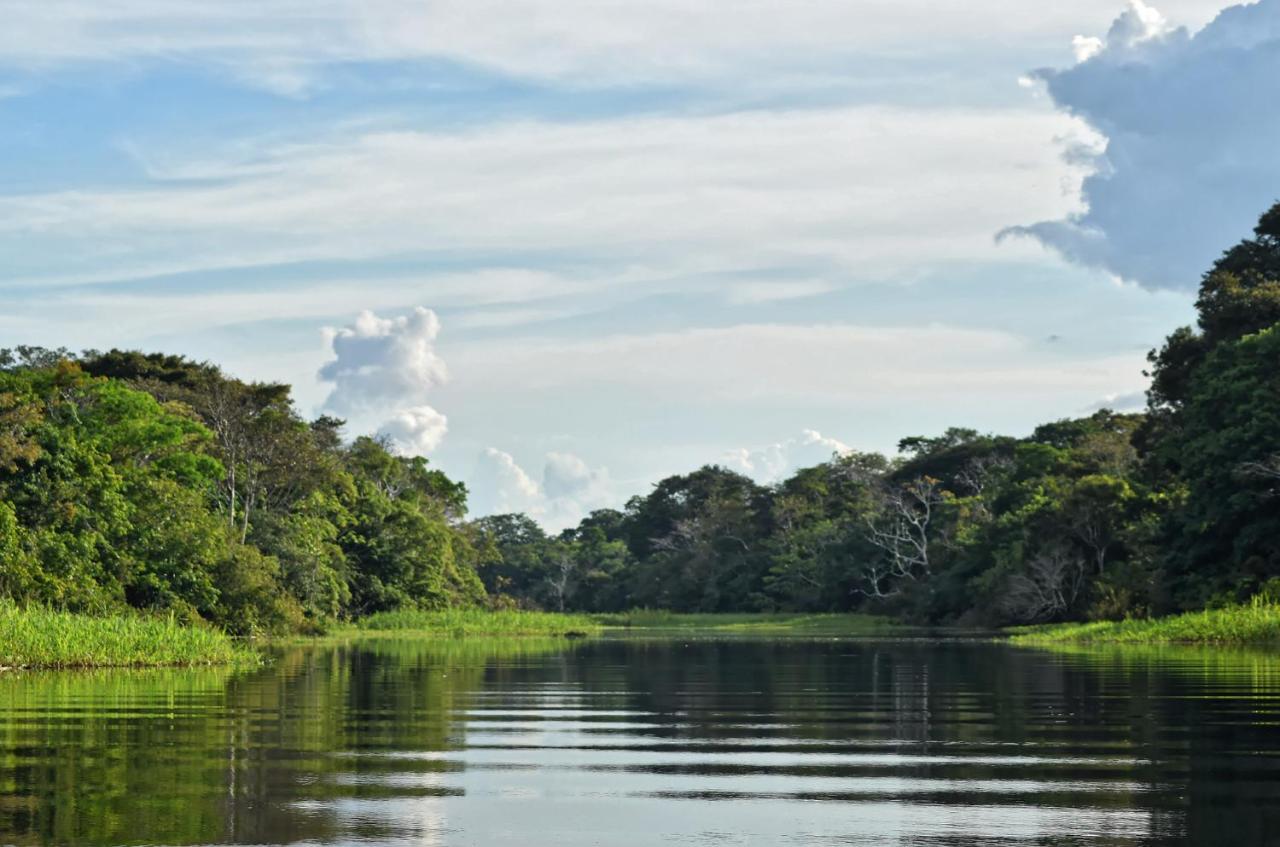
<box><xmin>439</xmin><ymin>321</ymin><xmax>1152</xmax><ymax>500</ymax></box>
<box><xmin>447</xmin><ymin>322</ymin><xmax>1148</xmax><ymax>404</ymax></box>
<box><xmin>0</xmin><ymin>0</ymin><xmax>1229</xmax><ymax>91</ymax></box>
<box><xmin>0</xmin><ymin>106</ymin><xmax>1086</xmax><ymax>292</ymax></box>
<box><xmin>0</xmin><ymin>0</ymin><xmax>1220</xmax><ymax>504</ymax></box>
<box><xmin>725</xmin><ymin>280</ymin><xmax>837</xmax><ymax>305</ymax></box>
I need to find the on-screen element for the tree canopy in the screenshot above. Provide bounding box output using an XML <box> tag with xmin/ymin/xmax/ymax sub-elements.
<box><xmin>5</xmin><ymin>202</ymin><xmax>1280</xmax><ymax>629</ymax></box>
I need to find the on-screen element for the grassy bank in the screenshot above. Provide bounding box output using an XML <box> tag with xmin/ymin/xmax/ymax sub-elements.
<box><xmin>354</xmin><ymin>608</ymin><xmax>602</xmax><ymax>637</ymax></box>
<box><xmin>0</xmin><ymin>604</ymin><xmax>255</xmax><ymax>669</ymax></box>
<box><xmin>329</xmin><ymin>609</ymin><xmax>903</xmax><ymax>643</ymax></box>
<box><xmin>596</xmin><ymin>610</ymin><xmax>900</xmax><ymax>636</ymax></box>
<box><xmin>1010</xmin><ymin>599</ymin><xmax>1280</xmax><ymax>646</ymax></box>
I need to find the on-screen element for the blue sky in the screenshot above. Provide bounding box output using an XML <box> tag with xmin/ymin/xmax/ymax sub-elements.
<box><xmin>2</xmin><ymin>0</ymin><xmax>1275</xmax><ymax>527</ymax></box>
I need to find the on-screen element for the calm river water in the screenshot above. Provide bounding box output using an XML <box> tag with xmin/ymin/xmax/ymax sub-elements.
<box><xmin>2</xmin><ymin>637</ymin><xmax>1279</xmax><ymax>846</ymax></box>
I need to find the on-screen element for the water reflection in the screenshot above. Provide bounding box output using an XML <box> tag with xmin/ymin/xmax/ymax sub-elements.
<box><xmin>2</xmin><ymin>638</ymin><xmax>1280</xmax><ymax>845</ymax></box>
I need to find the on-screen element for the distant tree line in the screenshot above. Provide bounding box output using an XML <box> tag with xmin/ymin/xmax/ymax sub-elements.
<box><xmin>3</xmin><ymin>202</ymin><xmax>1280</xmax><ymax>630</ymax></box>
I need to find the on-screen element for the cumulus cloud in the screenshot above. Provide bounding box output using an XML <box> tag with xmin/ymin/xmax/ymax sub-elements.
<box><xmin>377</xmin><ymin>405</ymin><xmax>449</xmax><ymax>456</ymax></box>
<box><xmin>1002</xmin><ymin>0</ymin><xmax>1280</xmax><ymax>291</ymax></box>
<box><xmin>469</xmin><ymin>448</ymin><xmax>544</xmax><ymax>516</ymax></box>
<box><xmin>724</xmin><ymin>429</ymin><xmax>854</xmax><ymax>482</ymax></box>
<box><xmin>469</xmin><ymin>448</ymin><xmax>614</xmax><ymax>530</ymax></box>
<box><xmin>543</xmin><ymin>452</ymin><xmax>611</xmax><ymax>503</ymax></box>
<box><xmin>317</xmin><ymin>306</ymin><xmax>452</xmax><ymax>455</ymax></box>
<box><xmin>318</xmin><ymin>307</ymin><xmax>447</xmax><ymax>414</ymax></box>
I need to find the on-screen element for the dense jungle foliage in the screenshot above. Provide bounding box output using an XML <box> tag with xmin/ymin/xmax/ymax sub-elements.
<box><xmin>0</xmin><ymin>350</ymin><xmax>484</xmax><ymax>634</ymax></box>
<box><xmin>3</xmin><ymin>203</ymin><xmax>1280</xmax><ymax>631</ymax></box>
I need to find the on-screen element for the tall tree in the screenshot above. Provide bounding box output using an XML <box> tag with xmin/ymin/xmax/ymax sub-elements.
<box><xmin>1143</xmin><ymin>202</ymin><xmax>1280</xmax><ymax>605</ymax></box>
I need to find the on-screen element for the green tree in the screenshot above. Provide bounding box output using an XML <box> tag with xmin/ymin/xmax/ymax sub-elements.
<box><xmin>1142</xmin><ymin>202</ymin><xmax>1280</xmax><ymax>606</ymax></box>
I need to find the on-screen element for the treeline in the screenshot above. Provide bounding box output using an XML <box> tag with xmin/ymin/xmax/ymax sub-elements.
<box><xmin>473</xmin><ymin>202</ymin><xmax>1280</xmax><ymax>624</ymax></box>
<box><xmin>3</xmin><ymin>203</ymin><xmax>1279</xmax><ymax>630</ymax></box>
<box><xmin>0</xmin><ymin>350</ymin><xmax>484</xmax><ymax>634</ymax></box>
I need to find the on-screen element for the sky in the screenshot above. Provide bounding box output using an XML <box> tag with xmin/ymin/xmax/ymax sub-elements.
<box><xmin>2</xmin><ymin>0</ymin><xmax>1277</xmax><ymax>528</ymax></box>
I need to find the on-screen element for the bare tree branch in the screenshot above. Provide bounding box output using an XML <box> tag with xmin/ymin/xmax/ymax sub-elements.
<box><xmin>545</xmin><ymin>553</ymin><xmax>577</xmax><ymax>612</ymax></box>
<box><xmin>1239</xmin><ymin>456</ymin><xmax>1280</xmax><ymax>492</ymax></box>
<box><xmin>956</xmin><ymin>455</ymin><xmax>1013</xmax><ymax>497</ymax></box>
<box><xmin>857</xmin><ymin>477</ymin><xmax>944</xmax><ymax>600</ymax></box>
<box><xmin>1000</xmin><ymin>549</ymin><xmax>1087</xmax><ymax>623</ymax></box>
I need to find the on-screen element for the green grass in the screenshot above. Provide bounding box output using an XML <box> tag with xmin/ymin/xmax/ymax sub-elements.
<box><xmin>278</xmin><ymin>634</ymin><xmax>586</xmax><ymax>666</ymax></box>
<box><xmin>594</xmin><ymin>610</ymin><xmax>900</xmax><ymax>636</ymax></box>
<box><xmin>354</xmin><ymin>608</ymin><xmax>603</xmax><ymax>638</ymax></box>
<box><xmin>1010</xmin><ymin>598</ymin><xmax>1280</xmax><ymax>646</ymax></box>
<box><xmin>326</xmin><ymin>609</ymin><xmax>900</xmax><ymax>643</ymax></box>
<box><xmin>0</xmin><ymin>603</ymin><xmax>256</xmax><ymax>669</ymax></box>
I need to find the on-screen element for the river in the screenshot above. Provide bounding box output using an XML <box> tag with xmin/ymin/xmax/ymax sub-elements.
<box><xmin>2</xmin><ymin>636</ymin><xmax>1278</xmax><ymax>845</ymax></box>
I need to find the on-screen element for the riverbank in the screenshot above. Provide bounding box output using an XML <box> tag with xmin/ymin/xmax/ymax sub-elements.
<box><xmin>0</xmin><ymin>604</ymin><xmax>256</xmax><ymax>669</ymax></box>
<box><xmin>1</xmin><ymin>606</ymin><xmax>603</xmax><ymax>670</ymax></box>
<box><xmin>596</xmin><ymin>610</ymin><xmax>899</xmax><ymax>635</ymax></box>
<box><xmin>347</xmin><ymin>609</ymin><xmax>897</xmax><ymax>638</ymax></box>
<box><xmin>354</xmin><ymin>608</ymin><xmax>603</xmax><ymax>637</ymax></box>
<box><xmin>1010</xmin><ymin>599</ymin><xmax>1280</xmax><ymax>646</ymax></box>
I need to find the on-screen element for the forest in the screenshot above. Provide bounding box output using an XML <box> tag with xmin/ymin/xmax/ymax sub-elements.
<box><xmin>3</xmin><ymin>203</ymin><xmax>1280</xmax><ymax>634</ymax></box>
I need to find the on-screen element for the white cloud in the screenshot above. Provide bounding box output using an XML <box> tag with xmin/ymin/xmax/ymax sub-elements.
<box><xmin>436</xmin><ymin>321</ymin><xmax>1153</xmax><ymax>465</ymax></box>
<box><xmin>725</xmin><ymin>280</ymin><xmax>837</xmax><ymax>305</ymax></box>
<box><xmin>542</xmin><ymin>452</ymin><xmax>614</xmax><ymax>526</ymax></box>
<box><xmin>469</xmin><ymin>448</ymin><xmax>544</xmax><ymax>517</ymax></box>
<box><xmin>468</xmin><ymin>448</ymin><xmax>614</xmax><ymax>530</ymax></box>
<box><xmin>1104</xmin><ymin>0</ymin><xmax>1175</xmax><ymax>46</ymax></box>
<box><xmin>1085</xmin><ymin>390</ymin><xmax>1147</xmax><ymax>413</ymax></box>
<box><xmin>449</xmin><ymin>307</ymin><xmax>581</xmax><ymax>330</ymax></box>
<box><xmin>448</xmin><ymin>322</ymin><xmax>1144</xmax><ymax>404</ymax></box>
<box><xmin>1071</xmin><ymin>35</ymin><xmax>1106</xmax><ymax>62</ymax></box>
<box><xmin>377</xmin><ymin>405</ymin><xmax>449</xmax><ymax>456</ymax></box>
<box><xmin>317</xmin><ymin>306</ymin><xmax>455</xmax><ymax>454</ymax></box>
<box><xmin>0</xmin><ymin>269</ymin><xmax>600</xmax><ymax>350</ymax></box>
<box><xmin>724</xmin><ymin>428</ymin><xmax>854</xmax><ymax>481</ymax></box>
<box><xmin>543</xmin><ymin>452</ymin><xmax>609</xmax><ymax>501</ymax></box>
<box><xmin>318</xmin><ymin>306</ymin><xmax>447</xmax><ymax>414</ymax></box>
<box><xmin>0</xmin><ymin>106</ymin><xmax>1090</xmax><ymax>292</ymax></box>
<box><xmin>0</xmin><ymin>1</ymin><xmax>1229</xmax><ymax>90</ymax></box>
<box><xmin>1002</xmin><ymin>0</ymin><xmax>1280</xmax><ymax>291</ymax></box>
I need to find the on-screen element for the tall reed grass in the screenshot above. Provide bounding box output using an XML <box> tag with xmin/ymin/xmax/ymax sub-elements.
<box><xmin>0</xmin><ymin>603</ymin><xmax>255</xmax><ymax>669</ymax></box>
<box><xmin>355</xmin><ymin>608</ymin><xmax>602</xmax><ymax>637</ymax></box>
<box><xmin>595</xmin><ymin>610</ymin><xmax>899</xmax><ymax>635</ymax></box>
<box><xmin>1011</xmin><ymin>598</ymin><xmax>1280</xmax><ymax>646</ymax></box>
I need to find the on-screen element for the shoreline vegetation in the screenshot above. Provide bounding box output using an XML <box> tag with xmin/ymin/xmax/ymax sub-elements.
<box><xmin>0</xmin><ymin>604</ymin><xmax>255</xmax><ymax>670</ymax></box>
<box><xmin>595</xmin><ymin>610</ymin><xmax>900</xmax><ymax>635</ymax></box>
<box><xmin>1</xmin><ymin>607</ymin><xmax>904</xmax><ymax>670</ymax></box>
<box><xmin>5</xmin><ymin>205</ymin><xmax>1280</xmax><ymax>667</ymax></box>
<box><xmin>353</xmin><ymin>608</ymin><xmax>603</xmax><ymax>637</ymax></box>
<box><xmin>1010</xmin><ymin>599</ymin><xmax>1280</xmax><ymax>646</ymax></box>
<box><xmin>9</xmin><ymin>601</ymin><xmax>1280</xmax><ymax>670</ymax></box>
